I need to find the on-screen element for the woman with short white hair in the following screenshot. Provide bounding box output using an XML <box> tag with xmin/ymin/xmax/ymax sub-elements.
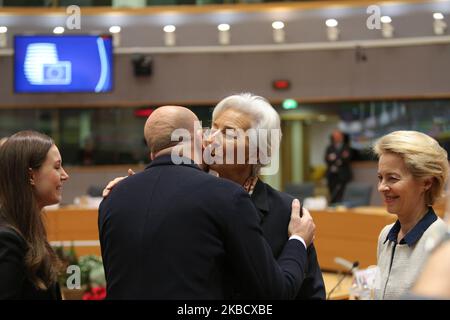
<box><xmin>373</xmin><ymin>130</ymin><xmax>449</xmax><ymax>300</ymax></box>
<box><xmin>208</xmin><ymin>93</ymin><xmax>325</xmax><ymax>300</ymax></box>
<box><xmin>209</xmin><ymin>93</ymin><xmax>281</xmax><ymax>188</ymax></box>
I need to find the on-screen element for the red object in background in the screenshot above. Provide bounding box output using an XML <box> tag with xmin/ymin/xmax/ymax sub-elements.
<box><xmin>272</xmin><ymin>80</ymin><xmax>291</xmax><ymax>90</ymax></box>
<box><xmin>134</xmin><ymin>108</ymin><xmax>154</xmax><ymax>118</ymax></box>
<box><xmin>82</xmin><ymin>287</ymin><xmax>107</xmax><ymax>300</ymax></box>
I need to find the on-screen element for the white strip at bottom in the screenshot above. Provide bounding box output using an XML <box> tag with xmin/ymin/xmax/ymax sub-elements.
<box><xmin>50</xmin><ymin>240</ymin><xmax>100</xmax><ymax>247</ymax></box>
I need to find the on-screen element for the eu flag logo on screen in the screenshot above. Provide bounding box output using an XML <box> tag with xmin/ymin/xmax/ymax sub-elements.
<box><xmin>15</xmin><ymin>35</ymin><xmax>113</xmax><ymax>93</ymax></box>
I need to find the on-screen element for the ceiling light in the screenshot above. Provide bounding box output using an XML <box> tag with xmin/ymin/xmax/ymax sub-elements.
<box><xmin>433</xmin><ymin>13</ymin><xmax>447</xmax><ymax>35</ymax></box>
<box><xmin>163</xmin><ymin>25</ymin><xmax>176</xmax><ymax>46</ymax></box>
<box><xmin>325</xmin><ymin>19</ymin><xmax>338</xmax><ymax>28</ymax></box>
<box><xmin>272</xmin><ymin>21</ymin><xmax>285</xmax><ymax>30</ymax></box>
<box><xmin>163</xmin><ymin>25</ymin><xmax>176</xmax><ymax>33</ymax></box>
<box><xmin>380</xmin><ymin>16</ymin><xmax>392</xmax><ymax>24</ymax></box>
<box><xmin>53</xmin><ymin>26</ymin><xmax>65</xmax><ymax>34</ymax></box>
<box><xmin>325</xmin><ymin>19</ymin><xmax>339</xmax><ymax>41</ymax></box>
<box><xmin>217</xmin><ymin>24</ymin><xmax>230</xmax><ymax>32</ymax></box>
<box><xmin>272</xmin><ymin>21</ymin><xmax>285</xmax><ymax>43</ymax></box>
<box><xmin>380</xmin><ymin>16</ymin><xmax>394</xmax><ymax>38</ymax></box>
<box><xmin>109</xmin><ymin>26</ymin><xmax>121</xmax><ymax>34</ymax></box>
<box><xmin>433</xmin><ymin>12</ymin><xmax>444</xmax><ymax>20</ymax></box>
<box><xmin>218</xmin><ymin>24</ymin><xmax>230</xmax><ymax>45</ymax></box>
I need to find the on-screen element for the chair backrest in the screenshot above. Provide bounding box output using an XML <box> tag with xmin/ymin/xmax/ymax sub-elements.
<box><xmin>284</xmin><ymin>182</ymin><xmax>315</xmax><ymax>200</ymax></box>
<box><xmin>341</xmin><ymin>182</ymin><xmax>373</xmax><ymax>207</ymax></box>
<box><xmin>86</xmin><ymin>185</ymin><xmax>104</xmax><ymax>197</ymax></box>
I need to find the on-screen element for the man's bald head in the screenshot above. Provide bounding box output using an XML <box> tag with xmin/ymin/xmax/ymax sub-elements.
<box><xmin>144</xmin><ymin>106</ymin><xmax>199</xmax><ymax>155</ymax></box>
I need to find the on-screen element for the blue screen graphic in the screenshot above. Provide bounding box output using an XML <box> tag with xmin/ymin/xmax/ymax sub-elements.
<box><xmin>14</xmin><ymin>35</ymin><xmax>113</xmax><ymax>93</ymax></box>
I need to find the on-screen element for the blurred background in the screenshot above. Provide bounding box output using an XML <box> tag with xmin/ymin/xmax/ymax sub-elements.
<box><xmin>1</xmin><ymin>0</ymin><xmax>449</xmax><ymax>206</ymax></box>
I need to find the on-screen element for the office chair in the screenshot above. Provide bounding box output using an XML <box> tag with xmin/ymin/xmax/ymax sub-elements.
<box><xmin>86</xmin><ymin>185</ymin><xmax>104</xmax><ymax>197</ymax></box>
<box><xmin>340</xmin><ymin>182</ymin><xmax>373</xmax><ymax>207</ymax></box>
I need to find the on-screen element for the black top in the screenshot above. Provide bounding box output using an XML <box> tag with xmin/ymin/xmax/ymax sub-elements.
<box><xmin>251</xmin><ymin>179</ymin><xmax>326</xmax><ymax>300</ymax></box>
<box><xmin>0</xmin><ymin>226</ymin><xmax>61</xmax><ymax>300</ymax></box>
<box><xmin>99</xmin><ymin>155</ymin><xmax>308</xmax><ymax>299</ymax></box>
<box><xmin>324</xmin><ymin>143</ymin><xmax>353</xmax><ymax>182</ymax></box>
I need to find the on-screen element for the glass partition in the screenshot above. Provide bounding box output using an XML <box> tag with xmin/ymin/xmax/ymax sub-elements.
<box><xmin>0</xmin><ymin>99</ymin><xmax>448</xmax><ymax>165</ymax></box>
<box><xmin>0</xmin><ymin>105</ymin><xmax>214</xmax><ymax>165</ymax></box>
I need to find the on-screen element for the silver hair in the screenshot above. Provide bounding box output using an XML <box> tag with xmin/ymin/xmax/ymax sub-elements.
<box><xmin>212</xmin><ymin>93</ymin><xmax>282</xmax><ymax>175</ymax></box>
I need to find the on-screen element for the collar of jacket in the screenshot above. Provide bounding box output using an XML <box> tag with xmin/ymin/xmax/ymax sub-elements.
<box><xmin>251</xmin><ymin>179</ymin><xmax>270</xmax><ymax>220</ymax></box>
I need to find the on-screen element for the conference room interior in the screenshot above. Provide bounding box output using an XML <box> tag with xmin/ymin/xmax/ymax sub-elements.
<box><xmin>0</xmin><ymin>0</ymin><xmax>449</xmax><ymax>300</ymax></box>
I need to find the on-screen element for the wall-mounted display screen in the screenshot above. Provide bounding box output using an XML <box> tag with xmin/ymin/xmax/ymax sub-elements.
<box><xmin>14</xmin><ymin>35</ymin><xmax>113</xmax><ymax>93</ymax></box>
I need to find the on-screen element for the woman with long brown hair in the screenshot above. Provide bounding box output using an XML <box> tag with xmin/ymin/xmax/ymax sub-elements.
<box><xmin>0</xmin><ymin>131</ymin><xmax>69</xmax><ymax>299</ymax></box>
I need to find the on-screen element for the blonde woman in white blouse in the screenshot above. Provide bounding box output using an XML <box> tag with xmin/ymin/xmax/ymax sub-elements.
<box><xmin>373</xmin><ymin>130</ymin><xmax>448</xmax><ymax>300</ymax></box>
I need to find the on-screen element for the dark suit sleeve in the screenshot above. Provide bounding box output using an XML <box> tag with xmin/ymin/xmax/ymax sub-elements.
<box><xmin>325</xmin><ymin>146</ymin><xmax>335</xmax><ymax>166</ymax></box>
<box><xmin>0</xmin><ymin>229</ymin><xmax>26</xmax><ymax>300</ymax></box>
<box><xmin>296</xmin><ymin>245</ymin><xmax>326</xmax><ymax>300</ymax></box>
<box><xmin>224</xmin><ymin>189</ymin><xmax>307</xmax><ymax>300</ymax></box>
<box><xmin>98</xmin><ymin>198</ymin><xmax>111</xmax><ymax>287</ymax></box>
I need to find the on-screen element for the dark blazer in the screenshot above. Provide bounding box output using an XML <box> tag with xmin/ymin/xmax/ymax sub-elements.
<box><xmin>324</xmin><ymin>143</ymin><xmax>353</xmax><ymax>183</ymax></box>
<box><xmin>0</xmin><ymin>226</ymin><xmax>61</xmax><ymax>300</ymax></box>
<box><xmin>251</xmin><ymin>180</ymin><xmax>325</xmax><ymax>300</ymax></box>
<box><xmin>98</xmin><ymin>155</ymin><xmax>308</xmax><ymax>299</ymax></box>
<box><xmin>325</xmin><ymin>143</ymin><xmax>354</xmax><ymax>203</ymax></box>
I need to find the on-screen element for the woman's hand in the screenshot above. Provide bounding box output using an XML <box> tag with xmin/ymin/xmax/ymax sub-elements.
<box><xmin>102</xmin><ymin>169</ymin><xmax>135</xmax><ymax>198</ymax></box>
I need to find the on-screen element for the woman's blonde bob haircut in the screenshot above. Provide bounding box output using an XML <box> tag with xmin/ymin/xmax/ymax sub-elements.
<box><xmin>373</xmin><ymin>130</ymin><xmax>449</xmax><ymax>206</ymax></box>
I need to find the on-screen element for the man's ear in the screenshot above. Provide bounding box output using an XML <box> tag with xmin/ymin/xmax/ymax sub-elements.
<box><xmin>150</xmin><ymin>152</ymin><xmax>155</xmax><ymax>161</ymax></box>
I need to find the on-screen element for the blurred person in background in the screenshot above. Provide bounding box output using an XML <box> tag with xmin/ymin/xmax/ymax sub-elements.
<box><xmin>373</xmin><ymin>130</ymin><xmax>448</xmax><ymax>300</ymax></box>
<box><xmin>324</xmin><ymin>129</ymin><xmax>353</xmax><ymax>204</ymax></box>
<box><xmin>78</xmin><ymin>136</ymin><xmax>96</xmax><ymax>166</ymax></box>
<box><xmin>0</xmin><ymin>131</ymin><xmax>69</xmax><ymax>299</ymax></box>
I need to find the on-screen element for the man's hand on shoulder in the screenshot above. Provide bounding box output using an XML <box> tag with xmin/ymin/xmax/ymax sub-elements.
<box><xmin>288</xmin><ymin>199</ymin><xmax>316</xmax><ymax>247</ymax></box>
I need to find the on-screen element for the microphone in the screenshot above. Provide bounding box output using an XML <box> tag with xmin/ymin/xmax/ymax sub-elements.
<box><xmin>327</xmin><ymin>258</ymin><xmax>359</xmax><ymax>300</ymax></box>
<box><xmin>334</xmin><ymin>257</ymin><xmax>358</xmax><ymax>270</ymax></box>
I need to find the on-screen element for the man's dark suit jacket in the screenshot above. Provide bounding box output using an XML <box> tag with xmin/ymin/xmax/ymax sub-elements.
<box><xmin>251</xmin><ymin>180</ymin><xmax>325</xmax><ymax>300</ymax></box>
<box><xmin>98</xmin><ymin>155</ymin><xmax>308</xmax><ymax>299</ymax></box>
<box><xmin>0</xmin><ymin>226</ymin><xmax>61</xmax><ymax>300</ymax></box>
